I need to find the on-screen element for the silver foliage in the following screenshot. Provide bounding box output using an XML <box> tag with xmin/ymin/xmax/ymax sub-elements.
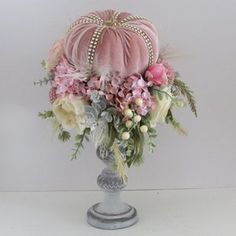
<box><xmin>101</xmin><ymin>111</ymin><xmax>113</xmax><ymax>123</ymax></box>
<box><xmin>84</xmin><ymin>105</ymin><xmax>97</xmax><ymax>131</ymax></box>
<box><xmin>85</xmin><ymin>91</ymin><xmax>117</xmax><ymax>147</ymax></box>
<box><xmin>91</xmin><ymin>119</ymin><xmax>108</xmax><ymax>148</ymax></box>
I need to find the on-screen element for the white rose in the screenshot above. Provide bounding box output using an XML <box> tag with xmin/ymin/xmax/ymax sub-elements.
<box><xmin>52</xmin><ymin>96</ymin><xmax>86</xmax><ymax>134</ymax></box>
<box><xmin>150</xmin><ymin>87</ymin><xmax>172</xmax><ymax>127</ymax></box>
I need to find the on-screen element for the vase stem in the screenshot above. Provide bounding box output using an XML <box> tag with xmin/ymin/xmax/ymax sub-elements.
<box><xmin>87</xmin><ymin>146</ymin><xmax>138</xmax><ymax>230</ymax></box>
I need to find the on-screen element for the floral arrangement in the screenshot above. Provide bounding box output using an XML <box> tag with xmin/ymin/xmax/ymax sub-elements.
<box><xmin>36</xmin><ymin>11</ymin><xmax>197</xmax><ymax>182</ymax></box>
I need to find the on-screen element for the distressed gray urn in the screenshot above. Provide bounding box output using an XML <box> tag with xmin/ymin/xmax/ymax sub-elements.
<box><xmin>87</xmin><ymin>146</ymin><xmax>138</xmax><ymax>230</ymax></box>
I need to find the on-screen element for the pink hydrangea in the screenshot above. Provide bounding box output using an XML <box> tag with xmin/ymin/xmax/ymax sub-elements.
<box><xmin>102</xmin><ymin>73</ymin><xmax>154</xmax><ymax>116</ymax></box>
<box><xmin>52</xmin><ymin>56</ymin><xmax>76</xmax><ymax>96</ymax></box>
<box><xmin>50</xmin><ymin>56</ymin><xmax>155</xmax><ymax>116</ymax></box>
<box><xmin>86</xmin><ymin>76</ymin><xmax>101</xmax><ymax>95</ymax></box>
<box><xmin>49</xmin><ymin>87</ymin><xmax>57</xmax><ymax>104</ymax></box>
<box><xmin>50</xmin><ymin>56</ymin><xmax>103</xmax><ymax>102</ymax></box>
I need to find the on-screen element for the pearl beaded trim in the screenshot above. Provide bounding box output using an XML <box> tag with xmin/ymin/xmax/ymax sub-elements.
<box><xmin>87</xmin><ymin>14</ymin><xmax>104</xmax><ymax>24</ymax></box>
<box><xmin>113</xmin><ymin>11</ymin><xmax>121</xmax><ymax>21</ymax></box>
<box><xmin>68</xmin><ymin>12</ymin><xmax>155</xmax><ymax>66</ymax></box>
<box><xmin>87</xmin><ymin>25</ymin><xmax>106</xmax><ymax>65</ymax></box>
<box><xmin>69</xmin><ymin>17</ymin><xmax>103</xmax><ymax>30</ymax></box>
<box><xmin>120</xmin><ymin>15</ymin><xmax>147</xmax><ymax>24</ymax></box>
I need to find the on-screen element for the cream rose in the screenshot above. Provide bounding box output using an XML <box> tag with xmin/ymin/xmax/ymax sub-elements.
<box><xmin>52</xmin><ymin>96</ymin><xmax>86</xmax><ymax>134</ymax></box>
<box><xmin>150</xmin><ymin>87</ymin><xmax>172</xmax><ymax>127</ymax></box>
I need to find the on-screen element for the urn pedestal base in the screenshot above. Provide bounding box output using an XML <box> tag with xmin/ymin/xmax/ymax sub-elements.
<box><xmin>87</xmin><ymin>146</ymin><xmax>138</xmax><ymax>230</ymax></box>
<box><xmin>87</xmin><ymin>202</ymin><xmax>138</xmax><ymax>230</ymax></box>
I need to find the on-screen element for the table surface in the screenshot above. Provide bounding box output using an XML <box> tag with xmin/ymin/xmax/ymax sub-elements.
<box><xmin>0</xmin><ymin>188</ymin><xmax>235</xmax><ymax>236</ymax></box>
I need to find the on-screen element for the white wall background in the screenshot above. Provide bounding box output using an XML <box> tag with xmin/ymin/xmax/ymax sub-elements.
<box><xmin>0</xmin><ymin>0</ymin><xmax>235</xmax><ymax>191</ymax></box>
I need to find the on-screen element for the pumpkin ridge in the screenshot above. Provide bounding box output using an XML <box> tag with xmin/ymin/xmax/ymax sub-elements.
<box><xmin>123</xmin><ymin>30</ymin><xmax>132</xmax><ymax>65</ymax></box>
<box><xmin>111</xmin><ymin>29</ymin><xmax>131</xmax><ymax>67</ymax></box>
<box><xmin>122</xmin><ymin>23</ymin><xmax>154</xmax><ymax>66</ymax></box>
<box><xmin>64</xmin><ymin>10</ymin><xmax>159</xmax><ymax>78</ymax></box>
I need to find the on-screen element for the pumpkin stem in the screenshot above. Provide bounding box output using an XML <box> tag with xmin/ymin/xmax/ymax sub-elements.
<box><xmin>104</xmin><ymin>13</ymin><xmax>118</xmax><ymax>27</ymax></box>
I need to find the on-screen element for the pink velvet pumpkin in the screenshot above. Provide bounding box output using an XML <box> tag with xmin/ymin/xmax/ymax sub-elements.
<box><xmin>64</xmin><ymin>9</ymin><xmax>159</xmax><ymax>78</ymax></box>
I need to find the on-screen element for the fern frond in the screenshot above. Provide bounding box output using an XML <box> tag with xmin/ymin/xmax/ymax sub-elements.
<box><xmin>146</xmin><ymin>128</ymin><xmax>157</xmax><ymax>153</ymax></box>
<box><xmin>38</xmin><ymin>110</ymin><xmax>54</xmax><ymax>119</ymax></box>
<box><xmin>71</xmin><ymin>128</ymin><xmax>90</xmax><ymax>160</ymax></box>
<box><xmin>34</xmin><ymin>76</ymin><xmax>53</xmax><ymax>86</ymax></box>
<box><xmin>58</xmin><ymin>130</ymin><xmax>71</xmax><ymax>142</ymax></box>
<box><xmin>173</xmin><ymin>79</ymin><xmax>197</xmax><ymax>117</ymax></box>
<box><xmin>166</xmin><ymin>110</ymin><xmax>187</xmax><ymax>135</ymax></box>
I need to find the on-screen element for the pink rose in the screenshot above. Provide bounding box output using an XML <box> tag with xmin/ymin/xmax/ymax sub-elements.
<box><xmin>157</xmin><ymin>59</ymin><xmax>176</xmax><ymax>83</ymax></box>
<box><xmin>46</xmin><ymin>39</ymin><xmax>64</xmax><ymax>73</ymax></box>
<box><xmin>162</xmin><ymin>61</ymin><xmax>175</xmax><ymax>81</ymax></box>
<box><xmin>145</xmin><ymin>63</ymin><xmax>168</xmax><ymax>86</ymax></box>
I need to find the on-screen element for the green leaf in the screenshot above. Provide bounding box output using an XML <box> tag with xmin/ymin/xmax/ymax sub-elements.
<box><xmin>173</xmin><ymin>78</ymin><xmax>197</xmax><ymax>117</ymax></box>
<box><xmin>57</xmin><ymin>124</ymin><xmax>71</xmax><ymax>142</ymax></box>
<box><xmin>41</xmin><ymin>60</ymin><xmax>46</xmax><ymax>69</ymax></box>
<box><xmin>157</xmin><ymin>91</ymin><xmax>163</xmax><ymax>100</ymax></box>
<box><xmin>147</xmin><ymin>127</ymin><xmax>157</xmax><ymax>153</ymax></box>
<box><xmin>131</xmin><ymin>127</ymin><xmax>145</xmax><ymax>166</ymax></box>
<box><xmin>165</xmin><ymin>110</ymin><xmax>187</xmax><ymax>135</ymax></box>
<box><xmin>34</xmin><ymin>76</ymin><xmax>53</xmax><ymax>86</ymax></box>
<box><xmin>38</xmin><ymin>110</ymin><xmax>54</xmax><ymax>119</ymax></box>
<box><xmin>58</xmin><ymin>130</ymin><xmax>71</xmax><ymax>142</ymax></box>
<box><xmin>71</xmin><ymin>128</ymin><xmax>90</xmax><ymax>160</ymax></box>
<box><xmin>105</xmin><ymin>123</ymin><xmax>116</xmax><ymax>149</ymax></box>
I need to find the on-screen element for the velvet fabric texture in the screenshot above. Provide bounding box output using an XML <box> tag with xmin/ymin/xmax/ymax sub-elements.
<box><xmin>64</xmin><ymin>9</ymin><xmax>159</xmax><ymax>78</ymax></box>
